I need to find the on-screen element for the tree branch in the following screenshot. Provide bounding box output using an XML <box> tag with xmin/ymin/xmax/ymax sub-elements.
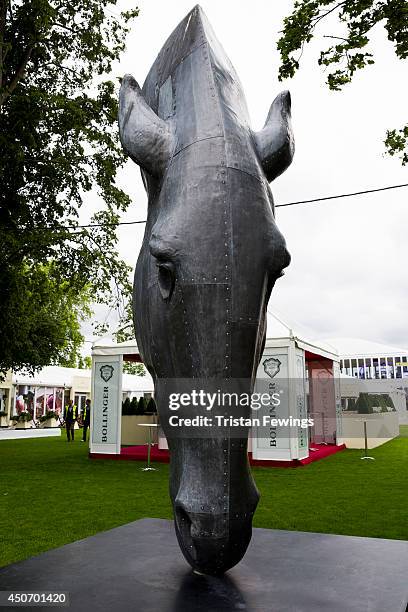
<box><xmin>54</xmin><ymin>22</ymin><xmax>79</xmax><ymax>34</ymax></box>
<box><xmin>0</xmin><ymin>0</ymin><xmax>7</xmax><ymax>90</ymax></box>
<box><xmin>42</xmin><ymin>60</ymin><xmax>82</xmax><ymax>78</ymax></box>
<box><xmin>322</xmin><ymin>35</ymin><xmax>349</xmax><ymax>41</ymax></box>
<box><xmin>0</xmin><ymin>41</ymin><xmax>34</xmax><ymax>106</ymax></box>
<box><xmin>311</xmin><ymin>2</ymin><xmax>347</xmax><ymax>29</ymax></box>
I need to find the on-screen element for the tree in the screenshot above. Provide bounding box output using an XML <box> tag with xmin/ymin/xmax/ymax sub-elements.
<box><xmin>122</xmin><ymin>397</ymin><xmax>132</xmax><ymax>415</ymax></box>
<box><xmin>146</xmin><ymin>397</ymin><xmax>157</xmax><ymax>414</ymax></box>
<box><xmin>123</xmin><ymin>361</ymin><xmax>146</xmax><ymax>376</ymax></box>
<box><xmin>0</xmin><ymin>1</ymin><xmax>138</xmax><ymax>377</ymax></box>
<box><xmin>386</xmin><ymin>394</ymin><xmax>395</xmax><ymax>410</ymax></box>
<box><xmin>77</xmin><ymin>355</ymin><xmax>92</xmax><ymax>370</ymax></box>
<box><xmin>0</xmin><ymin>261</ymin><xmax>92</xmax><ymax>373</ymax></box>
<box><xmin>130</xmin><ymin>396</ymin><xmax>138</xmax><ymax>415</ymax></box>
<box><xmin>111</xmin><ymin>298</ymin><xmax>146</xmax><ymax>376</ymax></box>
<box><xmin>277</xmin><ymin>1</ymin><xmax>408</xmax><ymax>163</ymax></box>
<box><xmin>381</xmin><ymin>393</ymin><xmax>395</xmax><ymax>411</ymax></box>
<box><xmin>355</xmin><ymin>392</ymin><xmax>372</xmax><ymax>414</ymax></box>
<box><xmin>136</xmin><ymin>395</ymin><xmax>145</xmax><ymax>415</ymax></box>
<box><xmin>347</xmin><ymin>397</ymin><xmax>356</xmax><ymax>410</ymax></box>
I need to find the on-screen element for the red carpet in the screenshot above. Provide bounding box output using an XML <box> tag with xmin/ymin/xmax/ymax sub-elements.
<box><xmin>89</xmin><ymin>443</ymin><xmax>346</xmax><ymax>467</ymax></box>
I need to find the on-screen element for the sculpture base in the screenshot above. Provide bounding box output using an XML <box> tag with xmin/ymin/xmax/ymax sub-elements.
<box><xmin>0</xmin><ymin>519</ymin><xmax>407</xmax><ymax>611</ymax></box>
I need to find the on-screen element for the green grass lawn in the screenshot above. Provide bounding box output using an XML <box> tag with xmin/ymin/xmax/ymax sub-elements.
<box><xmin>0</xmin><ymin>430</ymin><xmax>407</xmax><ymax>568</ymax></box>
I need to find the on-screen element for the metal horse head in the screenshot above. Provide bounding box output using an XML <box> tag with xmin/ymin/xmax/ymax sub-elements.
<box><xmin>119</xmin><ymin>5</ymin><xmax>294</xmax><ymax>575</ymax></box>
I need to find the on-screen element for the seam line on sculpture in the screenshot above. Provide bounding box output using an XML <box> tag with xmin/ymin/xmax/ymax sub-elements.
<box><xmin>157</xmin><ymin>41</ymin><xmax>207</xmax><ymax>89</ymax></box>
<box><xmin>226</xmin><ymin>165</ymin><xmax>265</xmax><ymax>186</ymax></box>
<box><xmin>170</xmin><ymin>135</ymin><xmax>224</xmax><ymax>159</ymax></box>
<box><xmin>177</xmin><ymin>282</ymin><xmax>229</xmax><ymax>286</ymax></box>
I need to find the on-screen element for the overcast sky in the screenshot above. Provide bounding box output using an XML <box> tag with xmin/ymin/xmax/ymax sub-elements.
<box><xmin>83</xmin><ymin>0</ymin><xmax>408</xmax><ymax>351</ymax></box>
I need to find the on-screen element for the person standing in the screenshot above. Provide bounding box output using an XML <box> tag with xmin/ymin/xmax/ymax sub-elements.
<box><xmin>64</xmin><ymin>399</ymin><xmax>77</xmax><ymax>442</ymax></box>
<box><xmin>81</xmin><ymin>399</ymin><xmax>91</xmax><ymax>442</ymax></box>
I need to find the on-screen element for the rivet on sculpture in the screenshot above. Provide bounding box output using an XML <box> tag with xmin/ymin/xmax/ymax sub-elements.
<box><xmin>119</xmin><ymin>5</ymin><xmax>294</xmax><ymax>575</ymax></box>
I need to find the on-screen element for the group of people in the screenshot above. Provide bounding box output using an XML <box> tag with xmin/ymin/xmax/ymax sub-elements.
<box><xmin>63</xmin><ymin>399</ymin><xmax>91</xmax><ymax>443</ymax></box>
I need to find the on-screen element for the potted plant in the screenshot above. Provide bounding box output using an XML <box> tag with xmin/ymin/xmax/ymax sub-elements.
<box><xmin>145</xmin><ymin>397</ymin><xmax>157</xmax><ymax>415</ymax></box>
<box><xmin>0</xmin><ymin>410</ymin><xmax>8</xmax><ymax>427</ymax></box>
<box><xmin>16</xmin><ymin>411</ymin><xmax>33</xmax><ymax>429</ymax></box>
<box><xmin>39</xmin><ymin>410</ymin><xmax>59</xmax><ymax>428</ymax></box>
<box><xmin>136</xmin><ymin>396</ymin><xmax>146</xmax><ymax>415</ymax></box>
<box><xmin>121</xmin><ymin>396</ymin><xmax>157</xmax><ymax>446</ymax></box>
<box><xmin>10</xmin><ymin>415</ymin><xmax>19</xmax><ymax>427</ymax></box>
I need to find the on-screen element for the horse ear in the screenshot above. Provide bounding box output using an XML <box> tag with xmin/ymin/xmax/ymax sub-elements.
<box><xmin>119</xmin><ymin>74</ymin><xmax>174</xmax><ymax>177</ymax></box>
<box><xmin>254</xmin><ymin>90</ymin><xmax>294</xmax><ymax>183</ymax></box>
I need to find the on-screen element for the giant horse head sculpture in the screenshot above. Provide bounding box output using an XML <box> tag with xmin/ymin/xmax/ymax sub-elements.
<box><xmin>119</xmin><ymin>5</ymin><xmax>294</xmax><ymax>575</ymax></box>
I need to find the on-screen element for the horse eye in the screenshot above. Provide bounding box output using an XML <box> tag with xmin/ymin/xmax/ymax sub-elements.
<box><xmin>156</xmin><ymin>261</ymin><xmax>175</xmax><ymax>301</ymax></box>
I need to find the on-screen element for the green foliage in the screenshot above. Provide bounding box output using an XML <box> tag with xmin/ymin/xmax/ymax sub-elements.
<box><xmin>355</xmin><ymin>392</ymin><xmax>396</xmax><ymax>413</ymax></box>
<box><xmin>370</xmin><ymin>393</ymin><xmax>395</xmax><ymax>411</ymax></box>
<box><xmin>0</xmin><ymin>1</ymin><xmax>138</xmax><ymax>376</ymax></box>
<box><xmin>146</xmin><ymin>397</ymin><xmax>157</xmax><ymax>414</ymax></box>
<box><xmin>278</xmin><ymin>0</ymin><xmax>408</xmax><ymax>162</ymax></box>
<box><xmin>385</xmin><ymin>394</ymin><xmax>395</xmax><ymax>410</ymax></box>
<box><xmin>130</xmin><ymin>396</ymin><xmax>139</xmax><ymax>415</ymax></box>
<box><xmin>0</xmin><ymin>410</ymin><xmax>7</xmax><ymax>417</ymax></box>
<box><xmin>123</xmin><ymin>361</ymin><xmax>146</xmax><ymax>376</ymax></box>
<box><xmin>77</xmin><ymin>356</ymin><xmax>92</xmax><ymax>370</ymax></box>
<box><xmin>385</xmin><ymin>124</ymin><xmax>408</xmax><ymax>165</ymax></box>
<box><xmin>122</xmin><ymin>396</ymin><xmax>152</xmax><ymax>415</ymax></box>
<box><xmin>18</xmin><ymin>411</ymin><xmax>32</xmax><ymax>422</ymax></box>
<box><xmin>355</xmin><ymin>392</ymin><xmax>372</xmax><ymax>413</ymax></box>
<box><xmin>121</xmin><ymin>396</ymin><xmax>144</xmax><ymax>416</ymax></box>
<box><xmin>136</xmin><ymin>396</ymin><xmax>145</xmax><ymax>415</ymax></box>
<box><xmin>0</xmin><ymin>262</ymin><xmax>92</xmax><ymax>374</ymax></box>
<box><xmin>39</xmin><ymin>410</ymin><xmax>56</xmax><ymax>422</ymax></box>
<box><xmin>121</xmin><ymin>397</ymin><xmax>132</xmax><ymax>415</ymax></box>
<box><xmin>347</xmin><ymin>397</ymin><xmax>356</xmax><ymax>410</ymax></box>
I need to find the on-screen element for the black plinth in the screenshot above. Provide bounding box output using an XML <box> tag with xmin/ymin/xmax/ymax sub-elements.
<box><xmin>1</xmin><ymin>519</ymin><xmax>407</xmax><ymax>612</ymax></box>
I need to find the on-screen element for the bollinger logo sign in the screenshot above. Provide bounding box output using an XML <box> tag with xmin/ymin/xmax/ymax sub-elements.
<box><xmin>263</xmin><ymin>358</ymin><xmax>281</xmax><ymax>379</ymax></box>
<box><xmin>92</xmin><ymin>360</ymin><xmax>119</xmax><ymax>447</ymax></box>
<box><xmin>100</xmin><ymin>365</ymin><xmax>114</xmax><ymax>382</ymax></box>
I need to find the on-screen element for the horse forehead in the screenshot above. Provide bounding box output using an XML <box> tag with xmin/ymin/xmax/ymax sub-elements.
<box><xmin>152</xmin><ymin>166</ymin><xmax>274</xmax><ymax>248</ymax></box>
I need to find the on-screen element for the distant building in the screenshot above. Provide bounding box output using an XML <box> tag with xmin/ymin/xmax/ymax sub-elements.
<box><xmin>1</xmin><ymin>365</ymin><xmax>154</xmax><ymax>424</ymax></box>
<box><xmin>324</xmin><ymin>338</ymin><xmax>408</xmax><ymax>380</ymax></box>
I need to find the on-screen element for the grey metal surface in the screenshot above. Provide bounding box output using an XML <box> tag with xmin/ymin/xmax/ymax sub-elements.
<box><xmin>118</xmin><ymin>5</ymin><xmax>294</xmax><ymax>574</ymax></box>
<box><xmin>0</xmin><ymin>519</ymin><xmax>407</xmax><ymax>612</ymax></box>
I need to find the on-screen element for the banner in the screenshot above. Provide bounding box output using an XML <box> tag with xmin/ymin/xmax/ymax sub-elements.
<box><xmin>253</xmin><ymin>352</ymin><xmax>290</xmax><ymax>454</ymax></box>
<box><xmin>91</xmin><ymin>357</ymin><xmax>121</xmax><ymax>451</ymax></box>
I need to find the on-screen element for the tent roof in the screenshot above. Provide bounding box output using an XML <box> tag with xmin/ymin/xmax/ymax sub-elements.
<box><xmin>321</xmin><ymin>337</ymin><xmax>408</xmax><ymax>358</ymax></box>
<box><xmin>92</xmin><ymin>338</ymin><xmax>141</xmax><ymax>356</ymax></box>
<box><xmin>265</xmin><ymin>311</ymin><xmax>339</xmax><ymax>361</ymax></box>
<box><xmin>13</xmin><ymin>366</ymin><xmax>89</xmax><ymax>387</ymax></box>
<box><xmin>13</xmin><ymin>364</ymin><xmax>154</xmax><ymax>392</ymax></box>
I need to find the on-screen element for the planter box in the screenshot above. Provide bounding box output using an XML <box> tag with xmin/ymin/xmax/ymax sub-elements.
<box><xmin>40</xmin><ymin>418</ymin><xmax>59</xmax><ymax>428</ymax></box>
<box><xmin>15</xmin><ymin>421</ymin><xmax>33</xmax><ymax>429</ymax></box>
<box><xmin>0</xmin><ymin>416</ymin><xmax>9</xmax><ymax>427</ymax></box>
<box><xmin>121</xmin><ymin>415</ymin><xmax>158</xmax><ymax>446</ymax></box>
<box><xmin>339</xmin><ymin>412</ymin><xmax>399</xmax><ymax>449</ymax></box>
